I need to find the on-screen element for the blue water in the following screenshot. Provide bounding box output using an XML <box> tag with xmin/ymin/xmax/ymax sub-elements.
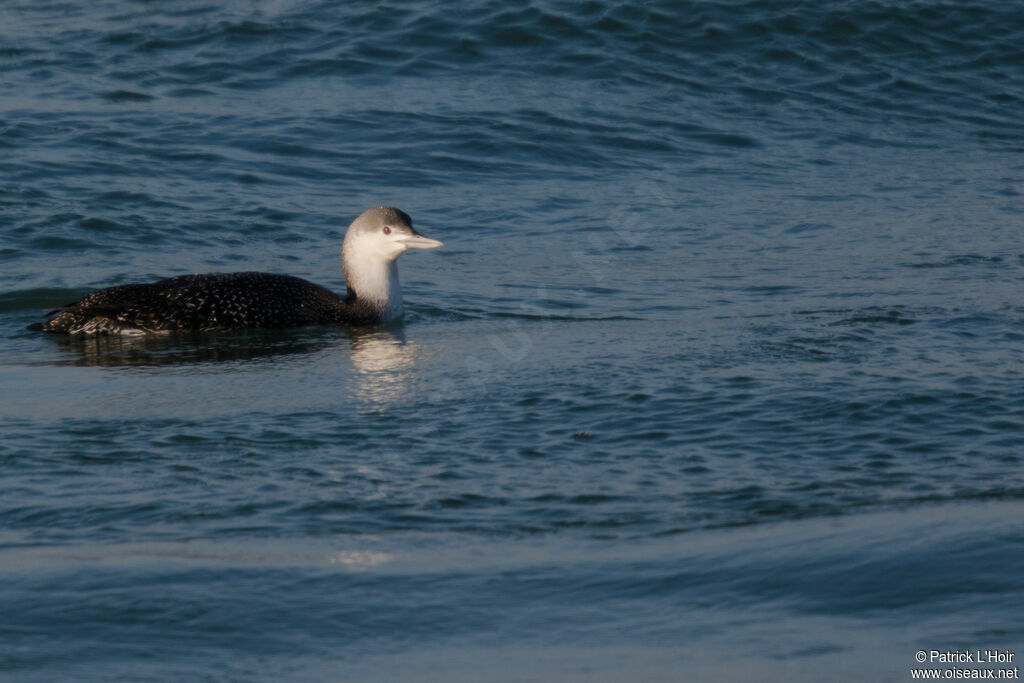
<box><xmin>2</xmin><ymin>1</ymin><xmax>1023</xmax><ymax>680</ymax></box>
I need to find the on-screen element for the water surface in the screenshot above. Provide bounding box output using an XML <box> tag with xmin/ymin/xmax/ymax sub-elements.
<box><xmin>2</xmin><ymin>1</ymin><xmax>1023</xmax><ymax>680</ymax></box>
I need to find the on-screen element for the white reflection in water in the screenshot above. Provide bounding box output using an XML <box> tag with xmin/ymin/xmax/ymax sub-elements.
<box><xmin>349</xmin><ymin>330</ymin><xmax>423</xmax><ymax>405</ymax></box>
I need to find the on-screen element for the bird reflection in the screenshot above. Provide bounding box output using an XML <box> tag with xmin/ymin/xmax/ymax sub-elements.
<box><xmin>43</xmin><ymin>326</ymin><xmax>427</xmax><ymax>408</ymax></box>
<box><xmin>47</xmin><ymin>327</ymin><xmax>340</xmax><ymax>367</ymax></box>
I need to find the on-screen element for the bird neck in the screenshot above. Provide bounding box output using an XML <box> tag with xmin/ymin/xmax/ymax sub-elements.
<box><xmin>344</xmin><ymin>256</ymin><xmax>403</xmax><ymax>319</ymax></box>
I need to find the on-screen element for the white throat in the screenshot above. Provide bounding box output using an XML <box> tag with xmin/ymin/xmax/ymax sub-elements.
<box><xmin>343</xmin><ymin>251</ymin><xmax>403</xmax><ymax>319</ymax></box>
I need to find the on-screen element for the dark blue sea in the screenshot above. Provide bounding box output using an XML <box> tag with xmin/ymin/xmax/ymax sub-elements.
<box><xmin>2</xmin><ymin>1</ymin><xmax>1023</xmax><ymax>680</ymax></box>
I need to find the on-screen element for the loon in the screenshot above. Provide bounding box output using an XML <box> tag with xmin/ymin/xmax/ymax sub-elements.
<box><xmin>33</xmin><ymin>206</ymin><xmax>442</xmax><ymax>334</ymax></box>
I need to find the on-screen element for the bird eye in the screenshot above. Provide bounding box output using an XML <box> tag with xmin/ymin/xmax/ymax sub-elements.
<box><xmin>383</xmin><ymin>226</ymin><xmax>391</xmax><ymax>235</ymax></box>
